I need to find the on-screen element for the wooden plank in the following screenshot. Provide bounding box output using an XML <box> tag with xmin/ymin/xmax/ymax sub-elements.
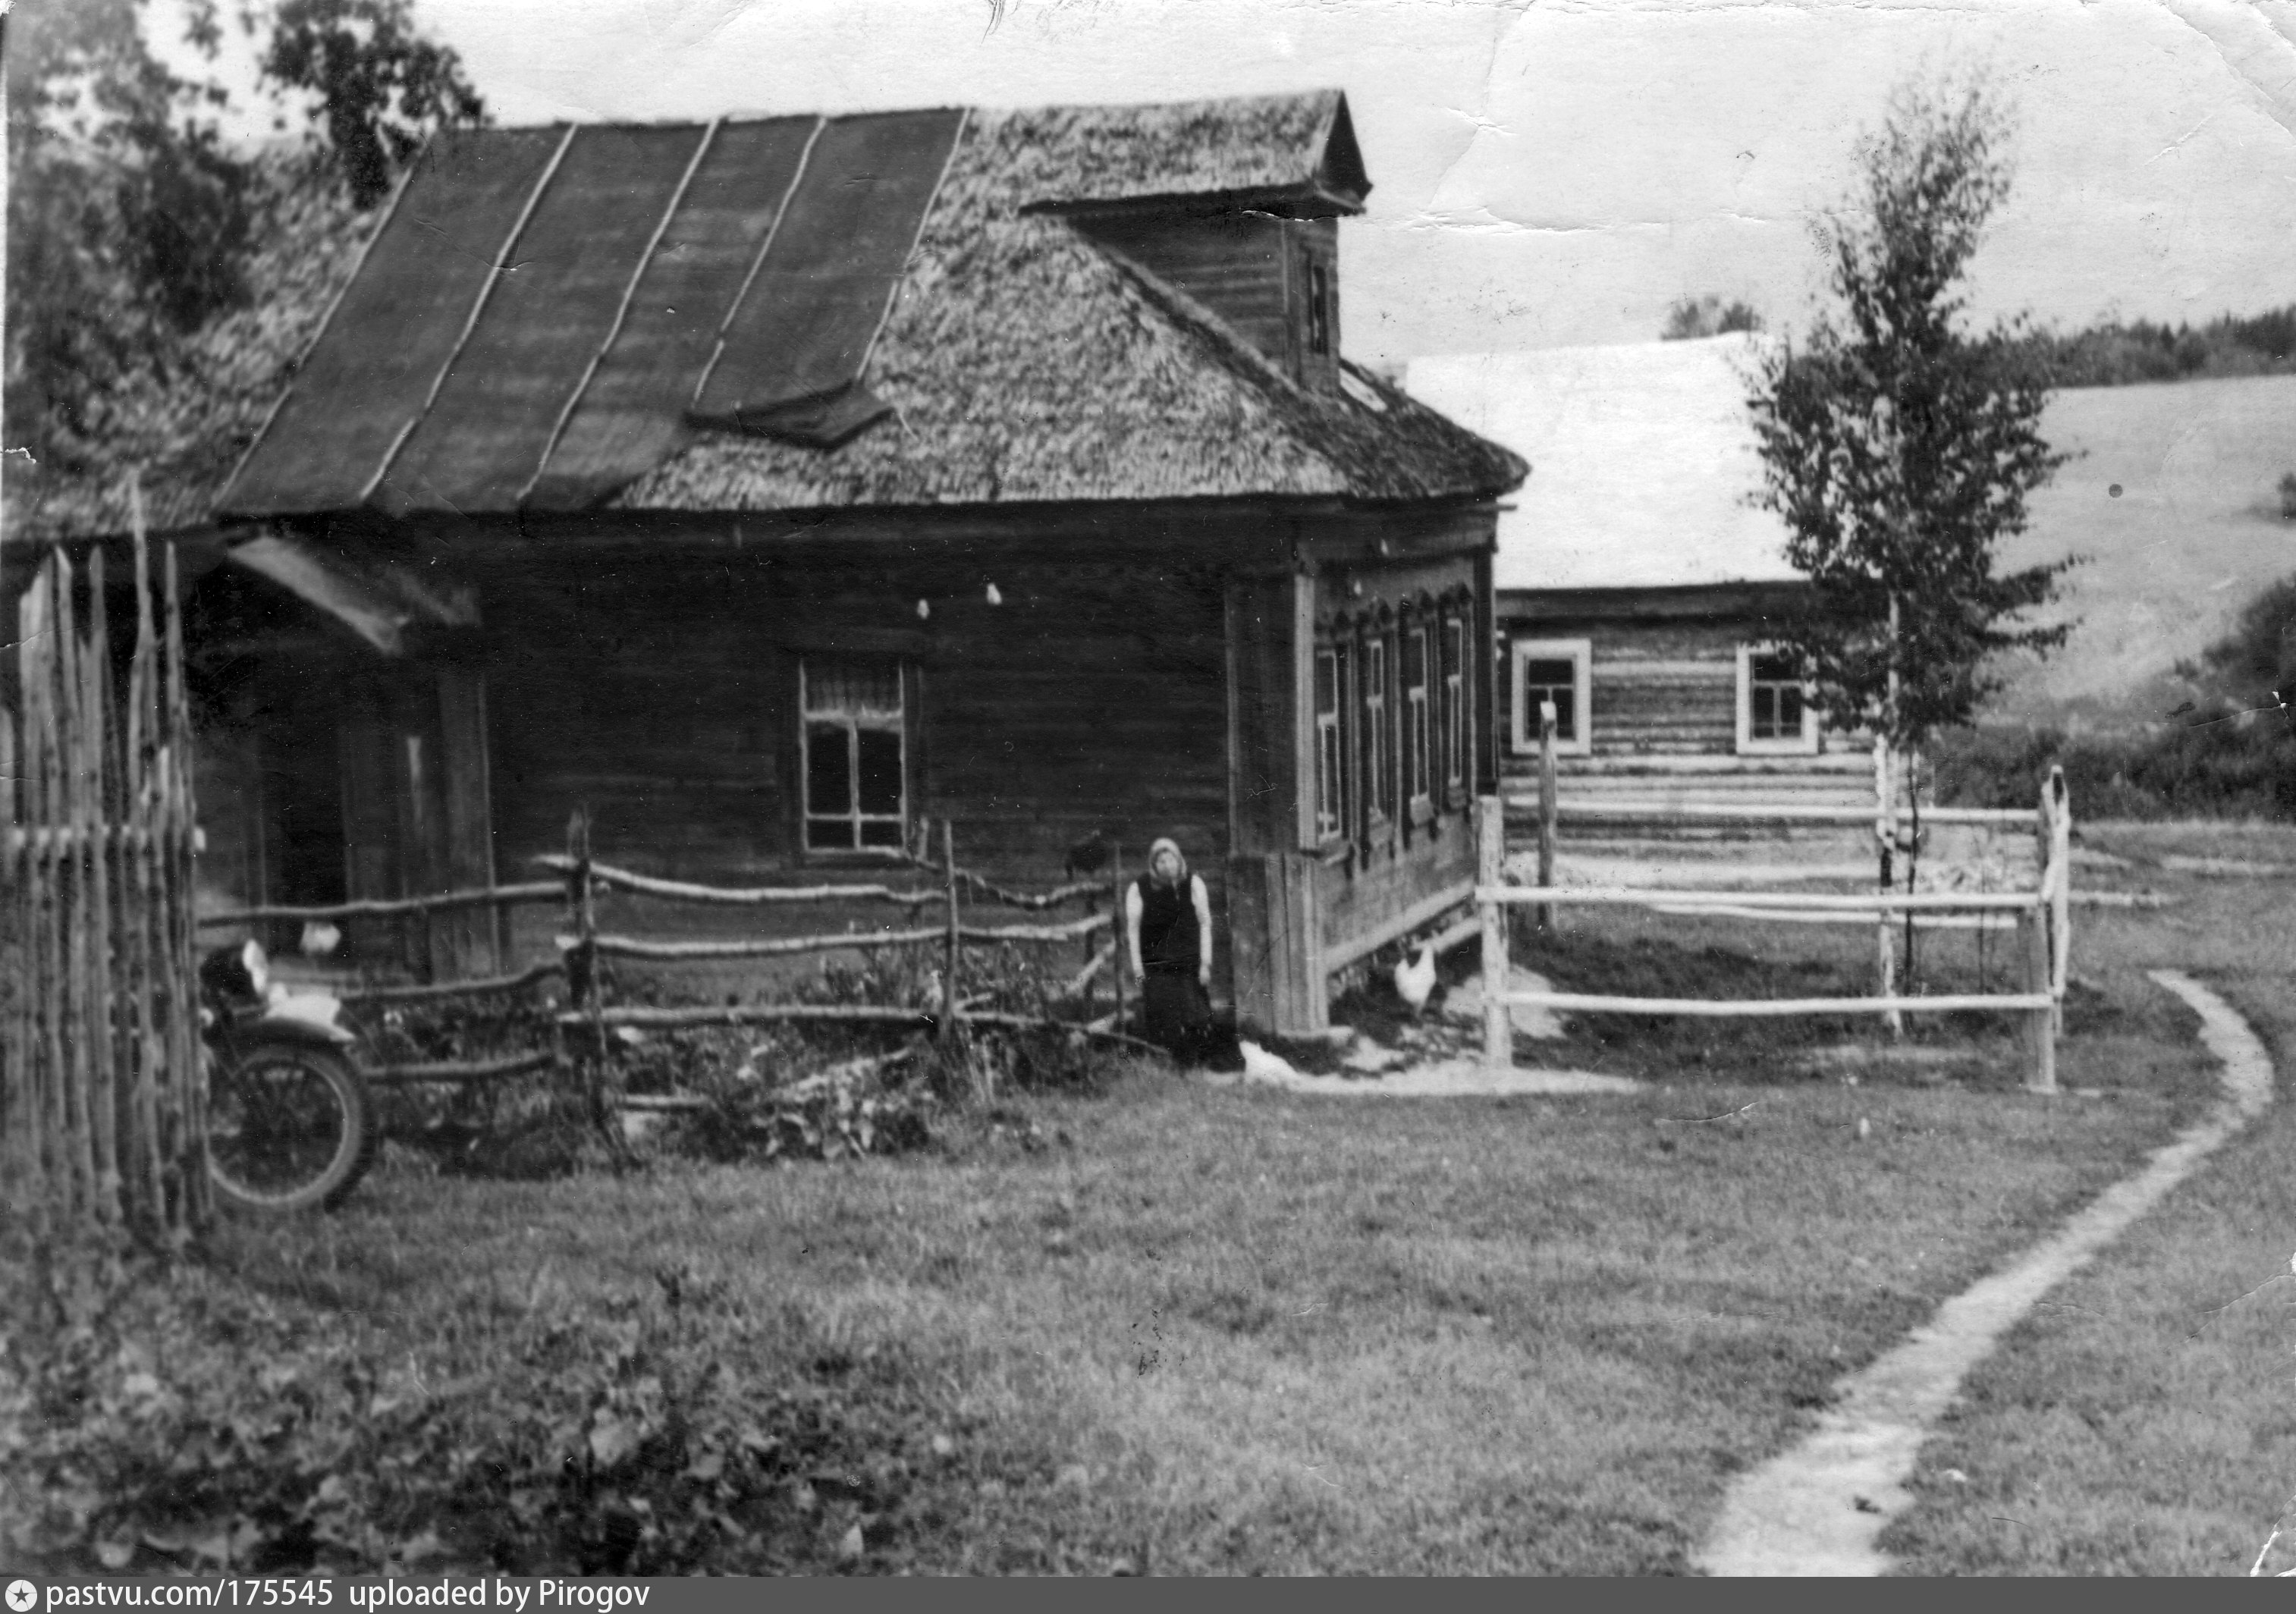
<box><xmin>435</xmin><ymin>665</ymin><xmax>501</xmax><ymax>974</ymax></box>
<box><xmin>585</xmin><ymin>925</ymin><xmax>944</xmax><ymax>961</ymax></box>
<box><xmin>534</xmin><ymin>856</ymin><xmax>944</xmax><ymax>908</ymax></box>
<box><xmin>1547</xmin><ymin>802</ymin><xmax>2039</xmax><ymax>827</ymax></box>
<box><xmin>339</xmin><ymin>960</ymin><xmax>567</xmax><ymax>1004</ymax></box>
<box><xmin>1479</xmin><ymin>885</ymin><xmax>2043</xmax><ymax>912</ymax></box>
<box><xmin>83</xmin><ymin>548</ymin><xmax>121</xmax><ymax>1221</ymax></box>
<box><xmin>199</xmin><ymin>880</ymin><xmax>564</xmax><ymax>925</ymax></box>
<box><xmin>366</xmin><ymin>1049</ymin><xmax>561</xmax><ymax>1086</ymax></box>
<box><xmin>1536</xmin><ymin>699</ymin><xmax>1557</xmax><ymax>931</ymax></box>
<box><xmin>1478</xmin><ymin>796</ymin><xmax>1510</xmax><ymax>1070</ymax></box>
<box><xmin>1321</xmin><ymin>877</ymin><xmax>1477</xmax><ymax>973</ymax></box>
<box><xmin>1502</xmin><ymin>990</ymin><xmax>2056</xmax><ymax>1016</ymax></box>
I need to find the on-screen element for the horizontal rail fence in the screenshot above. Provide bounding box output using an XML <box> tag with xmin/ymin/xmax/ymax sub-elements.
<box><xmin>202</xmin><ymin>817</ymin><xmax>1138</xmax><ymax>1098</ymax></box>
<box><xmin>5</xmin><ymin>520</ymin><xmax>209</xmax><ymax>1248</ymax></box>
<box><xmin>544</xmin><ymin>815</ymin><xmax>1136</xmax><ymax>1113</ymax></box>
<box><xmin>1497</xmin><ymin>702</ymin><xmax>2072</xmax><ymax>1091</ymax></box>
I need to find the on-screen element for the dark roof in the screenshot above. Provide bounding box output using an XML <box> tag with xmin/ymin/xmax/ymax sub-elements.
<box><xmin>191</xmin><ymin>90</ymin><xmax>1519</xmax><ymax>523</ymax></box>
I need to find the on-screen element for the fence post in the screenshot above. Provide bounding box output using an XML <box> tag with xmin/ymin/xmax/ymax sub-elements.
<box><xmin>1478</xmin><ymin>794</ymin><xmax>1512</xmax><ymax>1070</ymax></box>
<box><xmin>1110</xmin><ymin>845</ymin><xmax>1126</xmax><ymax>1035</ymax></box>
<box><xmin>2021</xmin><ymin>896</ymin><xmax>2056</xmax><ymax>1094</ymax></box>
<box><xmin>940</xmin><ymin>820</ymin><xmax>961</xmax><ymax>1045</ymax></box>
<box><xmin>2047</xmin><ymin>766</ymin><xmax>2071</xmax><ymax>1035</ymax></box>
<box><xmin>1874</xmin><ymin>739</ymin><xmax>1901</xmax><ymax>1039</ymax></box>
<box><xmin>565</xmin><ymin>810</ymin><xmax>611</xmax><ymax>1138</ymax></box>
<box><xmin>1537</xmin><ymin>699</ymin><xmax>1558</xmax><ymax>934</ymax></box>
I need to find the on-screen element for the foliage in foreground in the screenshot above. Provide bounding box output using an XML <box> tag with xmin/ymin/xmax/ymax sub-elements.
<box><xmin>0</xmin><ymin>1252</ymin><xmax>938</xmax><ymax>1575</ymax></box>
<box><xmin>345</xmin><ymin>942</ymin><xmax>1120</xmax><ymax>1178</ymax></box>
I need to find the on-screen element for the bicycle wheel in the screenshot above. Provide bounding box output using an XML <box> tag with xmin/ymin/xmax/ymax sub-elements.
<box><xmin>206</xmin><ymin>1044</ymin><xmax>377</xmax><ymax>1213</ymax></box>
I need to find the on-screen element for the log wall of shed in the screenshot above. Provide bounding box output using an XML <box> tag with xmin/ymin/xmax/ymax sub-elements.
<box><xmin>480</xmin><ymin>548</ymin><xmax>1238</xmax><ymax>988</ymax></box>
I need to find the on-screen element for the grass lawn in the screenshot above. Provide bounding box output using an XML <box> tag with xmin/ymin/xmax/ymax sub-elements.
<box><xmin>1</xmin><ymin>822</ymin><xmax>2260</xmax><ymax>1576</ymax></box>
<box><xmin>1876</xmin><ymin>819</ymin><xmax>2296</xmax><ymax>1575</ymax></box>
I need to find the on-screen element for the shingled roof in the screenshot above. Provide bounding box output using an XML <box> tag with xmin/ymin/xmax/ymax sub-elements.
<box><xmin>212</xmin><ymin>90</ymin><xmax>1520</xmax><ymax>523</ymax></box>
<box><xmin>1407</xmin><ymin>336</ymin><xmax>1799</xmax><ymax>591</ymax></box>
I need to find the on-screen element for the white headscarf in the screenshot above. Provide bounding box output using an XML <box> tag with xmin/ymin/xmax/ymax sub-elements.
<box><xmin>1147</xmin><ymin>837</ymin><xmax>1188</xmax><ymax>887</ymax></box>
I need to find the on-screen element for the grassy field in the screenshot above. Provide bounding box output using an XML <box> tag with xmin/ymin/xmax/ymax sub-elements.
<box><xmin>1984</xmin><ymin>373</ymin><xmax>2296</xmax><ymax>731</ymax></box>
<box><xmin>1874</xmin><ymin>820</ymin><xmax>2296</xmax><ymax>1575</ymax></box>
<box><xmin>7</xmin><ymin>839</ymin><xmax>2247</xmax><ymax>1578</ymax></box>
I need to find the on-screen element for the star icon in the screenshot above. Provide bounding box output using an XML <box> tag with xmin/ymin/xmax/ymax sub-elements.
<box><xmin>7</xmin><ymin>1580</ymin><xmax>39</xmax><ymax>1613</ymax></box>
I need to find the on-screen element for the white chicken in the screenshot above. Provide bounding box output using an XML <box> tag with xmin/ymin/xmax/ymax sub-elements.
<box><xmin>1393</xmin><ymin>941</ymin><xmax>1438</xmax><ymax>1018</ymax></box>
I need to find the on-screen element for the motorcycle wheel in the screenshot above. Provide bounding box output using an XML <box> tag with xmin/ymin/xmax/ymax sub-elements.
<box><xmin>206</xmin><ymin>1044</ymin><xmax>378</xmax><ymax>1213</ymax></box>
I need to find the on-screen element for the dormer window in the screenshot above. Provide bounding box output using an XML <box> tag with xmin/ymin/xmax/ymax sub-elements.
<box><xmin>1308</xmin><ymin>263</ymin><xmax>1331</xmax><ymax>356</ymax></box>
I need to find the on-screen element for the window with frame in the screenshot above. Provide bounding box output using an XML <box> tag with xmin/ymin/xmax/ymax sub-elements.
<box><xmin>1510</xmin><ymin>638</ymin><xmax>1591</xmax><ymax>757</ymax></box>
<box><xmin>1737</xmin><ymin>645</ymin><xmax>1817</xmax><ymax>755</ymax></box>
<box><xmin>1313</xmin><ymin>645</ymin><xmax>1346</xmax><ymax>841</ymax></box>
<box><xmin>1362</xmin><ymin>634</ymin><xmax>1390</xmax><ymax>824</ymax></box>
<box><xmin>1402</xmin><ymin>625</ymin><xmax>1433</xmax><ymax>813</ymax></box>
<box><xmin>801</xmin><ymin>658</ymin><xmax>907</xmax><ymax>851</ymax></box>
<box><xmin>1442</xmin><ymin>616</ymin><xmax>1467</xmax><ymax>796</ymax></box>
<box><xmin>1306</xmin><ymin>262</ymin><xmax>1331</xmax><ymax>357</ymax></box>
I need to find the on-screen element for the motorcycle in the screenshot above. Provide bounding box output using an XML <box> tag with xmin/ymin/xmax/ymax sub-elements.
<box><xmin>199</xmin><ymin>938</ymin><xmax>378</xmax><ymax>1213</ymax></box>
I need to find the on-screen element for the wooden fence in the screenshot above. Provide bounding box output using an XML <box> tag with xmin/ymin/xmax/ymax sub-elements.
<box><xmin>196</xmin><ymin>815</ymin><xmax>1136</xmax><ymax>1105</ymax></box>
<box><xmin>4</xmin><ymin>523</ymin><xmax>209</xmax><ymax>1247</ymax></box>
<box><xmin>1492</xmin><ymin>701</ymin><xmax>2073</xmax><ymax>1091</ymax></box>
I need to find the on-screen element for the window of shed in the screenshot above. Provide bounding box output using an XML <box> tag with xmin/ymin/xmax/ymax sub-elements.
<box><xmin>1307</xmin><ymin>262</ymin><xmax>1331</xmax><ymax>356</ymax></box>
<box><xmin>1510</xmin><ymin>637</ymin><xmax>1591</xmax><ymax>758</ymax></box>
<box><xmin>1737</xmin><ymin>645</ymin><xmax>1818</xmax><ymax>755</ymax></box>
<box><xmin>802</xmin><ymin>658</ymin><xmax>907</xmax><ymax>851</ymax></box>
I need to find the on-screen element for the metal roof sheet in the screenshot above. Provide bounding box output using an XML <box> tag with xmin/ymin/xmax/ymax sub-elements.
<box><xmin>219</xmin><ymin>126</ymin><xmax>567</xmax><ymax>516</ymax></box>
<box><xmin>690</xmin><ymin>109</ymin><xmax>964</xmax><ymax>424</ymax></box>
<box><xmin>523</xmin><ymin>117</ymin><xmax>818</xmax><ymax>510</ymax></box>
<box><xmin>375</xmin><ymin>123</ymin><xmax>711</xmax><ymax>517</ymax></box>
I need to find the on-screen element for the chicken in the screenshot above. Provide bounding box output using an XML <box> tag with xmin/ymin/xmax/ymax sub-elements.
<box><xmin>1393</xmin><ymin>941</ymin><xmax>1438</xmax><ymax>1018</ymax></box>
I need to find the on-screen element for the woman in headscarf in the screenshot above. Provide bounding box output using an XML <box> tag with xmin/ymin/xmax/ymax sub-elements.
<box><xmin>1124</xmin><ymin>837</ymin><xmax>1215</xmax><ymax>1063</ymax></box>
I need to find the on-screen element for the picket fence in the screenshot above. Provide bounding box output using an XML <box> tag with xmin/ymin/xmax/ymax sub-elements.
<box><xmin>3</xmin><ymin>522</ymin><xmax>209</xmax><ymax>1247</ymax></box>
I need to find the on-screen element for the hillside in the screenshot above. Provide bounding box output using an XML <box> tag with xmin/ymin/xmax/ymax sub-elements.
<box><xmin>1981</xmin><ymin>372</ymin><xmax>2296</xmax><ymax>733</ymax></box>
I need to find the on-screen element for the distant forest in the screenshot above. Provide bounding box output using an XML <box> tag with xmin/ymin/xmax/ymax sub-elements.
<box><xmin>2029</xmin><ymin>305</ymin><xmax>2296</xmax><ymax>388</ymax></box>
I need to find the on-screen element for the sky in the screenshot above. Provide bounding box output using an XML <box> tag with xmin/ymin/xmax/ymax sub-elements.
<box><xmin>151</xmin><ymin>0</ymin><xmax>2296</xmax><ymax>368</ymax></box>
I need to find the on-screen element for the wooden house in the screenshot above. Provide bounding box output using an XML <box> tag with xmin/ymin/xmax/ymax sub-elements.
<box><xmin>1405</xmin><ymin>337</ymin><xmax>1874</xmax><ymax>829</ymax></box>
<box><xmin>27</xmin><ymin>93</ymin><xmax>1522</xmax><ymax>1035</ymax></box>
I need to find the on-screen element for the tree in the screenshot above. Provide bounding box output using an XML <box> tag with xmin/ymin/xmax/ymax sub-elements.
<box><xmin>1748</xmin><ymin>77</ymin><xmax>2075</xmax><ymax>764</ymax></box>
<box><xmin>5</xmin><ymin>0</ymin><xmax>257</xmax><ymax>472</ymax></box>
<box><xmin>255</xmin><ymin>0</ymin><xmax>487</xmax><ymax>209</ymax></box>
<box><xmin>5</xmin><ymin>0</ymin><xmax>482</xmax><ymax>496</ymax></box>
<box><xmin>1662</xmin><ymin>294</ymin><xmax>1764</xmax><ymax>341</ymax></box>
<box><xmin>1744</xmin><ymin>75</ymin><xmax>2076</xmax><ymax>978</ymax></box>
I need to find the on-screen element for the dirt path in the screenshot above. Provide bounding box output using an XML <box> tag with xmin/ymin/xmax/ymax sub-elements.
<box><xmin>1693</xmin><ymin>970</ymin><xmax>2275</xmax><ymax>1576</ymax></box>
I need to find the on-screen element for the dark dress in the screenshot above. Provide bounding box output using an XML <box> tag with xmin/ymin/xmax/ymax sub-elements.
<box><xmin>1135</xmin><ymin>872</ymin><xmax>1214</xmax><ymax>1060</ymax></box>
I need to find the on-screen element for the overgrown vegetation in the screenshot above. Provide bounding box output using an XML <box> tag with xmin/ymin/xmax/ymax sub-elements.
<box><xmin>1941</xmin><ymin>568</ymin><xmax>2296</xmax><ymax>821</ymax></box>
<box><xmin>1662</xmin><ymin>294</ymin><xmax>1764</xmax><ymax>341</ymax></box>
<box><xmin>5</xmin><ymin>0</ymin><xmax>479</xmax><ymax>502</ymax></box>
<box><xmin>337</xmin><ymin>940</ymin><xmax>1126</xmax><ymax>1181</ymax></box>
<box><xmin>2027</xmin><ymin>304</ymin><xmax>2296</xmax><ymax>389</ymax></box>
